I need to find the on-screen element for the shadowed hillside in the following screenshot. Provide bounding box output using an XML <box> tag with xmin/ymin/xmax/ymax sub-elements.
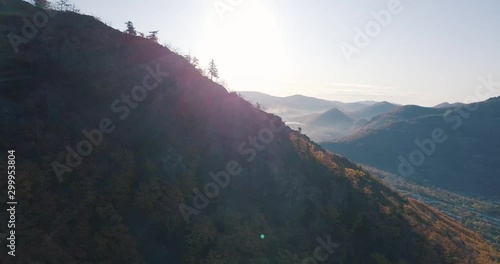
<box><xmin>324</xmin><ymin>100</ymin><xmax>500</xmax><ymax>198</ymax></box>
<box><xmin>1</xmin><ymin>1</ymin><xmax>499</xmax><ymax>263</ymax></box>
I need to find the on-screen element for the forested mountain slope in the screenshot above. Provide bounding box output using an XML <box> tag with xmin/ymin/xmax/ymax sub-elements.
<box><xmin>0</xmin><ymin>1</ymin><xmax>499</xmax><ymax>263</ymax></box>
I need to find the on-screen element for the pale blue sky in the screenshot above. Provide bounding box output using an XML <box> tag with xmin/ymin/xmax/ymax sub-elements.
<box><xmin>72</xmin><ymin>0</ymin><xmax>500</xmax><ymax>106</ymax></box>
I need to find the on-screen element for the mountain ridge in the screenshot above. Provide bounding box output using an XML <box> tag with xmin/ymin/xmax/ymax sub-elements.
<box><xmin>239</xmin><ymin>91</ymin><xmax>374</xmax><ymax>114</ymax></box>
<box><xmin>1</xmin><ymin>1</ymin><xmax>499</xmax><ymax>263</ymax></box>
<box><xmin>323</xmin><ymin>98</ymin><xmax>500</xmax><ymax>198</ymax></box>
<box><xmin>346</xmin><ymin>101</ymin><xmax>399</xmax><ymax>120</ymax></box>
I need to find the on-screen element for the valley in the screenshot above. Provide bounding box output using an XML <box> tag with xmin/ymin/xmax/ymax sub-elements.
<box><xmin>243</xmin><ymin>91</ymin><xmax>500</xmax><ymax>251</ymax></box>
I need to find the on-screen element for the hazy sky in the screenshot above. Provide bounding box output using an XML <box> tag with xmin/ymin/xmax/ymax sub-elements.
<box><xmin>73</xmin><ymin>0</ymin><xmax>500</xmax><ymax>106</ymax></box>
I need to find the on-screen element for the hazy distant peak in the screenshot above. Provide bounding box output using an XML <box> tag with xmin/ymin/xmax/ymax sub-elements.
<box><xmin>434</xmin><ymin>102</ymin><xmax>465</xmax><ymax>108</ymax></box>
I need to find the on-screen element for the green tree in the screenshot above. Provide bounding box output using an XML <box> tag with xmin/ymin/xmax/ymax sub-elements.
<box><xmin>55</xmin><ymin>0</ymin><xmax>69</xmax><ymax>10</ymax></box>
<box><xmin>68</xmin><ymin>3</ymin><xmax>79</xmax><ymax>12</ymax></box>
<box><xmin>191</xmin><ymin>57</ymin><xmax>199</xmax><ymax>68</ymax></box>
<box><xmin>55</xmin><ymin>0</ymin><xmax>79</xmax><ymax>12</ymax></box>
<box><xmin>34</xmin><ymin>0</ymin><xmax>50</xmax><ymax>9</ymax></box>
<box><xmin>147</xmin><ymin>30</ymin><xmax>159</xmax><ymax>43</ymax></box>
<box><xmin>124</xmin><ymin>21</ymin><xmax>137</xmax><ymax>36</ymax></box>
<box><xmin>208</xmin><ymin>59</ymin><xmax>219</xmax><ymax>80</ymax></box>
<box><xmin>184</xmin><ymin>53</ymin><xmax>199</xmax><ymax>68</ymax></box>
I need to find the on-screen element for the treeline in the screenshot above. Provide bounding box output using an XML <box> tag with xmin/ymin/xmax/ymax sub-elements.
<box><xmin>124</xmin><ymin>21</ymin><xmax>221</xmax><ymax>82</ymax></box>
<box><xmin>28</xmin><ymin>0</ymin><xmax>225</xmax><ymax>85</ymax></box>
<box><xmin>31</xmin><ymin>0</ymin><xmax>79</xmax><ymax>12</ymax></box>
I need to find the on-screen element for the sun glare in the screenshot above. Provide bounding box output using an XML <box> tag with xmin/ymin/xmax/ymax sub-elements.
<box><xmin>196</xmin><ymin>1</ymin><xmax>290</xmax><ymax>91</ymax></box>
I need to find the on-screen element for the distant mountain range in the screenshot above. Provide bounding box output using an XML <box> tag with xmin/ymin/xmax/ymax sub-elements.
<box><xmin>239</xmin><ymin>91</ymin><xmax>375</xmax><ymax>119</ymax></box>
<box><xmin>240</xmin><ymin>91</ymin><xmax>400</xmax><ymax>141</ymax></box>
<box><xmin>322</xmin><ymin>97</ymin><xmax>500</xmax><ymax>198</ymax></box>
<box><xmin>239</xmin><ymin>93</ymin><xmax>500</xmax><ymax>197</ymax></box>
